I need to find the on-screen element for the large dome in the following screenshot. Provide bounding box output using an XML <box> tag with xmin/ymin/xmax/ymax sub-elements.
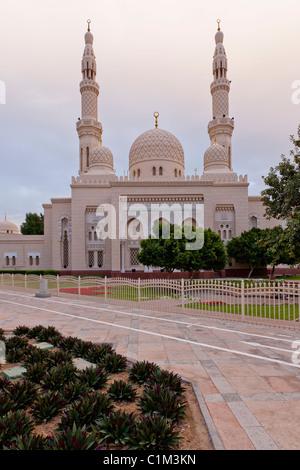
<box><xmin>129</xmin><ymin>128</ymin><xmax>184</xmax><ymax>168</ymax></box>
<box><xmin>0</xmin><ymin>219</ymin><xmax>19</xmax><ymax>235</ymax></box>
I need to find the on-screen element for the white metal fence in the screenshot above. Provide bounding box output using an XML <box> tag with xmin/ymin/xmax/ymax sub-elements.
<box><xmin>1</xmin><ymin>273</ymin><xmax>299</xmax><ymax>329</ymax></box>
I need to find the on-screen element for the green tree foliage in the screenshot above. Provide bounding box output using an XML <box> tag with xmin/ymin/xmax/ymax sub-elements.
<box><xmin>137</xmin><ymin>222</ymin><xmax>226</xmax><ymax>277</ymax></box>
<box><xmin>20</xmin><ymin>213</ymin><xmax>44</xmax><ymax>235</ymax></box>
<box><xmin>261</xmin><ymin>126</ymin><xmax>300</xmax><ymax>265</ymax></box>
<box><xmin>226</xmin><ymin>228</ymin><xmax>271</xmax><ymax>278</ymax></box>
<box><xmin>259</xmin><ymin>226</ymin><xmax>297</xmax><ymax>276</ymax></box>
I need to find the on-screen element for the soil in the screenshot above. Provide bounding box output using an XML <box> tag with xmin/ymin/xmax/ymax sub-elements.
<box><xmin>1</xmin><ymin>334</ymin><xmax>214</xmax><ymax>451</ymax></box>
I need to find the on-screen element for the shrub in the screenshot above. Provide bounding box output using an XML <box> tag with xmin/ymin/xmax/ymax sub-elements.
<box><xmin>129</xmin><ymin>414</ymin><xmax>181</xmax><ymax>450</ymax></box>
<box><xmin>45</xmin><ymin>349</ymin><xmax>73</xmax><ymax>368</ymax></box>
<box><xmin>146</xmin><ymin>369</ymin><xmax>186</xmax><ymax>396</ymax></box>
<box><xmin>22</xmin><ymin>362</ymin><xmax>47</xmax><ymax>384</ymax></box>
<box><xmin>22</xmin><ymin>344</ymin><xmax>51</xmax><ymax>365</ymax></box>
<box><xmin>58</xmin><ymin>392</ymin><xmax>114</xmax><ymax>430</ymax></box>
<box><xmin>5</xmin><ymin>335</ymin><xmax>28</xmax><ymax>351</ymax></box>
<box><xmin>61</xmin><ymin>381</ymin><xmax>91</xmax><ymax>402</ymax></box>
<box><xmin>129</xmin><ymin>360</ymin><xmax>160</xmax><ymax>385</ymax></box>
<box><xmin>101</xmin><ymin>353</ymin><xmax>127</xmax><ymax>373</ymax></box>
<box><xmin>138</xmin><ymin>384</ymin><xmax>187</xmax><ymax>422</ymax></box>
<box><xmin>30</xmin><ymin>391</ymin><xmax>66</xmax><ymax>422</ymax></box>
<box><xmin>58</xmin><ymin>335</ymin><xmax>78</xmax><ymax>352</ymax></box>
<box><xmin>92</xmin><ymin>410</ymin><xmax>137</xmax><ymax>446</ymax></box>
<box><xmin>5</xmin><ymin>434</ymin><xmax>48</xmax><ymax>450</ymax></box>
<box><xmin>46</xmin><ymin>423</ymin><xmax>102</xmax><ymax>450</ymax></box>
<box><xmin>41</xmin><ymin>364</ymin><xmax>76</xmax><ymax>391</ymax></box>
<box><xmin>107</xmin><ymin>380</ymin><xmax>137</xmax><ymax>402</ymax></box>
<box><xmin>7</xmin><ymin>381</ymin><xmax>39</xmax><ymax>410</ymax></box>
<box><xmin>5</xmin><ymin>348</ymin><xmax>24</xmax><ymax>363</ymax></box>
<box><xmin>0</xmin><ymin>391</ymin><xmax>16</xmax><ymax>416</ymax></box>
<box><xmin>13</xmin><ymin>325</ymin><xmax>31</xmax><ymax>336</ymax></box>
<box><xmin>84</xmin><ymin>343</ymin><xmax>114</xmax><ymax>364</ymax></box>
<box><xmin>76</xmin><ymin>366</ymin><xmax>109</xmax><ymax>390</ymax></box>
<box><xmin>0</xmin><ymin>410</ymin><xmax>34</xmax><ymax>449</ymax></box>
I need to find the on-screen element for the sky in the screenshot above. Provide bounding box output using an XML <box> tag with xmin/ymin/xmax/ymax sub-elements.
<box><xmin>0</xmin><ymin>0</ymin><xmax>299</xmax><ymax>228</ymax></box>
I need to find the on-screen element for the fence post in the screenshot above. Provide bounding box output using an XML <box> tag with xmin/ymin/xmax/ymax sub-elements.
<box><xmin>181</xmin><ymin>278</ymin><xmax>184</xmax><ymax>312</ymax></box>
<box><xmin>12</xmin><ymin>273</ymin><xmax>14</xmax><ymax>288</ymax></box>
<box><xmin>78</xmin><ymin>276</ymin><xmax>81</xmax><ymax>296</ymax></box>
<box><xmin>241</xmin><ymin>279</ymin><xmax>245</xmax><ymax>320</ymax></box>
<box><xmin>1</xmin><ymin>273</ymin><xmax>3</xmax><ymax>289</ymax></box>
<box><xmin>138</xmin><ymin>278</ymin><xmax>141</xmax><ymax>307</ymax></box>
<box><xmin>104</xmin><ymin>276</ymin><xmax>107</xmax><ymax>302</ymax></box>
<box><xmin>56</xmin><ymin>275</ymin><xmax>60</xmax><ymax>296</ymax></box>
<box><xmin>24</xmin><ymin>273</ymin><xmax>27</xmax><ymax>290</ymax></box>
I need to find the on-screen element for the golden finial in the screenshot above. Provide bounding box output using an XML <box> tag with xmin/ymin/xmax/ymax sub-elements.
<box><xmin>154</xmin><ymin>112</ymin><xmax>159</xmax><ymax>129</ymax></box>
<box><xmin>217</xmin><ymin>19</ymin><xmax>221</xmax><ymax>31</ymax></box>
<box><xmin>87</xmin><ymin>19</ymin><xmax>91</xmax><ymax>32</ymax></box>
<box><xmin>213</xmin><ymin>133</ymin><xmax>217</xmax><ymax>145</ymax></box>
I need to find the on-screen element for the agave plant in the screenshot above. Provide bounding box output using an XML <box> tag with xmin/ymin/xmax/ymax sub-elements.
<box><xmin>128</xmin><ymin>414</ymin><xmax>181</xmax><ymax>451</ymax></box>
<box><xmin>128</xmin><ymin>360</ymin><xmax>161</xmax><ymax>385</ymax></box>
<box><xmin>0</xmin><ymin>328</ymin><xmax>5</xmax><ymax>340</ymax></box>
<box><xmin>138</xmin><ymin>384</ymin><xmax>187</xmax><ymax>422</ymax></box>
<box><xmin>0</xmin><ymin>410</ymin><xmax>35</xmax><ymax>450</ymax></box>
<box><xmin>92</xmin><ymin>409</ymin><xmax>137</xmax><ymax>446</ymax></box>
<box><xmin>46</xmin><ymin>423</ymin><xmax>102</xmax><ymax>450</ymax></box>
<box><xmin>26</xmin><ymin>325</ymin><xmax>46</xmax><ymax>339</ymax></box>
<box><xmin>76</xmin><ymin>366</ymin><xmax>109</xmax><ymax>390</ymax></box>
<box><xmin>72</xmin><ymin>339</ymin><xmax>95</xmax><ymax>358</ymax></box>
<box><xmin>58</xmin><ymin>392</ymin><xmax>114</xmax><ymax>431</ymax></box>
<box><xmin>5</xmin><ymin>433</ymin><xmax>48</xmax><ymax>450</ymax></box>
<box><xmin>30</xmin><ymin>391</ymin><xmax>66</xmax><ymax>422</ymax></box>
<box><xmin>35</xmin><ymin>326</ymin><xmax>63</xmax><ymax>343</ymax></box>
<box><xmin>107</xmin><ymin>380</ymin><xmax>137</xmax><ymax>402</ymax></box>
<box><xmin>101</xmin><ymin>352</ymin><xmax>127</xmax><ymax>373</ymax></box>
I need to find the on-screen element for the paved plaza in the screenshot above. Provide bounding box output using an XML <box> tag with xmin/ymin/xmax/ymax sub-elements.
<box><xmin>1</xmin><ymin>289</ymin><xmax>300</xmax><ymax>450</ymax></box>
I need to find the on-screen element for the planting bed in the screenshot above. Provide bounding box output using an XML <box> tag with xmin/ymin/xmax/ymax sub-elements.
<box><xmin>0</xmin><ymin>325</ymin><xmax>213</xmax><ymax>451</ymax></box>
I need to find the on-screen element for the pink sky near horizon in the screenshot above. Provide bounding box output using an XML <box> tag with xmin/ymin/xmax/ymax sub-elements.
<box><xmin>0</xmin><ymin>0</ymin><xmax>299</xmax><ymax>226</ymax></box>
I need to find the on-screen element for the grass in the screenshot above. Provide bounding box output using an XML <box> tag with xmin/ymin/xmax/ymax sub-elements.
<box><xmin>183</xmin><ymin>301</ymin><xmax>299</xmax><ymax>321</ymax></box>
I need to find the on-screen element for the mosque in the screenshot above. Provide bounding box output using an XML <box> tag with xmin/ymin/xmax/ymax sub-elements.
<box><xmin>0</xmin><ymin>21</ymin><xmax>281</xmax><ymax>276</ymax></box>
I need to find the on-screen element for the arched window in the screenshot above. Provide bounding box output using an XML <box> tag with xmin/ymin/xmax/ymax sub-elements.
<box><xmin>159</xmin><ymin>167</ymin><xmax>163</xmax><ymax>176</ymax></box>
<box><xmin>12</xmin><ymin>256</ymin><xmax>16</xmax><ymax>266</ymax></box>
<box><xmin>35</xmin><ymin>256</ymin><xmax>40</xmax><ymax>266</ymax></box>
<box><xmin>6</xmin><ymin>256</ymin><xmax>9</xmax><ymax>266</ymax></box>
<box><xmin>174</xmin><ymin>169</ymin><xmax>177</xmax><ymax>177</ymax></box>
<box><xmin>179</xmin><ymin>170</ymin><xmax>181</xmax><ymax>177</ymax></box>
<box><xmin>29</xmin><ymin>256</ymin><xmax>33</xmax><ymax>266</ymax></box>
<box><xmin>152</xmin><ymin>167</ymin><xmax>156</xmax><ymax>176</ymax></box>
<box><xmin>133</xmin><ymin>171</ymin><xmax>136</xmax><ymax>178</ymax></box>
<box><xmin>86</xmin><ymin>147</ymin><xmax>90</xmax><ymax>167</ymax></box>
<box><xmin>63</xmin><ymin>230</ymin><xmax>69</xmax><ymax>268</ymax></box>
<box><xmin>137</xmin><ymin>169</ymin><xmax>141</xmax><ymax>177</ymax></box>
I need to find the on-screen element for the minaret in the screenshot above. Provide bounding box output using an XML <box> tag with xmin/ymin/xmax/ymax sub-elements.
<box><xmin>205</xmin><ymin>20</ymin><xmax>235</xmax><ymax>172</ymax></box>
<box><xmin>76</xmin><ymin>20</ymin><xmax>103</xmax><ymax>174</ymax></box>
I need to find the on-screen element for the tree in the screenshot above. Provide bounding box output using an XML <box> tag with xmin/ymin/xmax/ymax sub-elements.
<box><xmin>20</xmin><ymin>213</ymin><xmax>44</xmax><ymax>235</ymax></box>
<box><xmin>176</xmin><ymin>228</ymin><xmax>227</xmax><ymax>277</ymax></box>
<box><xmin>137</xmin><ymin>222</ymin><xmax>227</xmax><ymax>278</ymax></box>
<box><xmin>259</xmin><ymin>226</ymin><xmax>297</xmax><ymax>276</ymax></box>
<box><xmin>261</xmin><ymin>125</ymin><xmax>300</xmax><ymax>266</ymax></box>
<box><xmin>226</xmin><ymin>228</ymin><xmax>271</xmax><ymax>278</ymax></box>
<box><xmin>137</xmin><ymin>222</ymin><xmax>183</xmax><ymax>277</ymax></box>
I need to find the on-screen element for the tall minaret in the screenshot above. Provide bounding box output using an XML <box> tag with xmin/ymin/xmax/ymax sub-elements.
<box><xmin>76</xmin><ymin>20</ymin><xmax>103</xmax><ymax>174</ymax></box>
<box><xmin>204</xmin><ymin>20</ymin><xmax>235</xmax><ymax>173</ymax></box>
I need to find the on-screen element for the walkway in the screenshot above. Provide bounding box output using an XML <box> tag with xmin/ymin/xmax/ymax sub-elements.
<box><xmin>1</xmin><ymin>289</ymin><xmax>300</xmax><ymax>450</ymax></box>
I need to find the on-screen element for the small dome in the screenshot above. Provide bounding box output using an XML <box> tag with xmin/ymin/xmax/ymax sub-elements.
<box><xmin>85</xmin><ymin>31</ymin><xmax>94</xmax><ymax>45</ymax></box>
<box><xmin>129</xmin><ymin>128</ymin><xmax>184</xmax><ymax>168</ymax></box>
<box><xmin>215</xmin><ymin>30</ymin><xmax>224</xmax><ymax>44</ymax></box>
<box><xmin>204</xmin><ymin>142</ymin><xmax>229</xmax><ymax>172</ymax></box>
<box><xmin>87</xmin><ymin>144</ymin><xmax>114</xmax><ymax>174</ymax></box>
<box><xmin>0</xmin><ymin>219</ymin><xmax>19</xmax><ymax>235</ymax></box>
